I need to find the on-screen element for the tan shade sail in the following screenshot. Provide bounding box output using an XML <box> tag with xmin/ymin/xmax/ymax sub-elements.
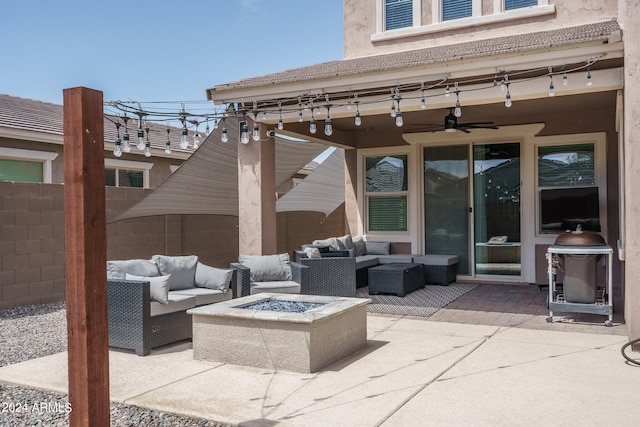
<box><xmin>276</xmin><ymin>148</ymin><xmax>345</xmax><ymax>217</ymax></box>
<box><xmin>108</xmin><ymin>118</ymin><xmax>328</xmax><ymax>222</ymax></box>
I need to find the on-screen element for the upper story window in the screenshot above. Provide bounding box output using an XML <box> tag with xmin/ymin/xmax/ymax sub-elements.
<box><xmin>442</xmin><ymin>0</ymin><xmax>472</xmax><ymax>21</ymax></box>
<box><xmin>505</xmin><ymin>0</ymin><xmax>538</xmax><ymax>11</ymax></box>
<box><xmin>385</xmin><ymin>0</ymin><xmax>413</xmax><ymax>30</ymax></box>
<box><xmin>373</xmin><ymin>0</ymin><xmax>554</xmax><ymax>41</ymax></box>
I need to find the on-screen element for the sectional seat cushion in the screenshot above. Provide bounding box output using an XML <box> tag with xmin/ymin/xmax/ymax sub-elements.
<box><xmin>238</xmin><ymin>253</ymin><xmax>292</xmax><ymax>282</ymax></box>
<box><xmin>126</xmin><ymin>273</ymin><xmax>171</xmax><ymax>304</ymax></box>
<box><xmin>195</xmin><ymin>262</ymin><xmax>233</xmax><ymax>291</ymax></box>
<box><xmin>152</xmin><ymin>255</ymin><xmax>198</xmax><ymax>290</ymax></box>
<box><xmin>171</xmin><ymin>288</ymin><xmax>230</xmax><ymax>306</ymax></box>
<box><xmin>250</xmin><ymin>280</ymin><xmax>301</xmax><ymax>295</ymax></box>
<box><xmin>107</xmin><ymin>259</ymin><xmax>160</xmax><ymax>279</ymax></box>
<box><xmin>150</xmin><ymin>293</ymin><xmax>196</xmax><ymax>317</ymax></box>
<box><xmin>355</xmin><ymin>255</ymin><xmax>380</xmax><ymax>270</ymax></box>
<box><xmin>378</xmin><ymin>254</ymin><xmax>419</xmax><ymax>264</ymax></box>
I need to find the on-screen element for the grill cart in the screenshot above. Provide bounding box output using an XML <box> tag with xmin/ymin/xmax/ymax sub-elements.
<box><xmin>546</xmin><ymin>226</ymin><xmax>614</xmax><ymax>326</ymax></box>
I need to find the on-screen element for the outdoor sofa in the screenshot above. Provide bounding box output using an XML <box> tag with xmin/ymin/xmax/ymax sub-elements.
<box><xmin>297</xmin><ymin>234</ymin><xmax>458</xmax><ymax>288</ymax></box>
<box><xmin>107</xmin><ymin>255</ymin><xmax>235</xmax><ymax>356</ymax></box>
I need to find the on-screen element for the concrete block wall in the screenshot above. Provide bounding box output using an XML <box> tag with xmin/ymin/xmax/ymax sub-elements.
<box><xmin>1</xmin><ymin>181</ymin><xmax>348</xmax><ymax>309</ymax></box>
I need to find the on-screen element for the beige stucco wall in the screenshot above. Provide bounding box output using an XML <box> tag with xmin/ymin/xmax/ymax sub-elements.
<box><xmin>344</xmin><ymin>0</ymin><xmax>619</xmax><ymax>58</ymax></box>
<box><xmin>620</xmin><ymin>0</ymin><xmax>640</xmax><ymax>343</ymax></box>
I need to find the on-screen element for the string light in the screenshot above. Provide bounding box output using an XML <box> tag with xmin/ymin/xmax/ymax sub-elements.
<box><xmin>144</xmin><ymin>127</ymin><xmax>151</xmax><ymax>157</ymax></box>
<box><xmin>180</xmin><ymin>118</ymin><xmax>189</xmax><ymax>149</ymax></box>
<box><xmin>420</xmin><ymin>83</ymin><xmax>426</xmax><ymax>109</ymax></box>
<box><xmin>240</xmin><ymin>120</ymin><xmax>250</xmax><ymax>144</ymax></box>
<box><xmin>454</xmin><ymin>84</ymin><xmax>462</xmax><ymax>117</ymax></box>
<box><xmin>586</xmin><ymin>65</ymin><xmax>593</xmax><ymax>86</ymax></box>
<box><xmin>505</xmin><ymin>83</ymin><xmax>512</xmax><ymax>108</ymax></box>
<box><xmin>445</xmin><ymin>84</ymin><xmax>450</xmax><ymax>97</ymax></box>
<box><xmin>165</xmin><ymin>127</ymin><xmax>171</xmax><ymax>154</ymax></box>
<box><xmin>221</xmin><ymin>119</ymin><xmax>228</xmax><ymax>143</ymax></box>
<box><xmin>309</xmin><ymin>111</ymin><xmax>317</xmax><ymax>134</ymax></box>
<box><xmin>324</xmin><ymin>106</ymin><xmax>333</xmax><ymax>136</ymax></box>
<box><xmin>278</xmin><ymin>102</ymin><xmax>284</xmax><ymax>130</ymax></box>
<box><xmin>252</xmin><ymin>114</ymin><xmax>260</xmax><ymax>142</ymax></box>
<box><xmin>136</xmin><ymin>116</ymin><xmax>145</xmax><ymax>151</ymax></box>
<box><xmin>395</xmin><ymin>98</ymin><xmax>403</xmax><ymax>127</ymax></box>
<box><xmin>122</xmin><ymin>116</ymin><xmax>131</xmax><ymax>153</ymax></box>
<box><xmin>354</xmin><ymin>94</ymin><xmax>361</xmax><ymax>126</ymax></box>
<box><xmin>113</xmin><ymin>122</ymin><xmax>122</xmax><ymax>157</ymax></box>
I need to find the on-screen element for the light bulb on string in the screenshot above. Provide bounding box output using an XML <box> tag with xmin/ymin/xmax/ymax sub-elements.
<box><xmin>586</xmin><ymin>66</ymin><xmax>592</xmax><ymax>86</ymax></box>
<box><xmin>165</xmin><ymin>127</ymin><xmax>171</xmax><ymax>154</ymax></box>
<box><xmin>252</xmin><ymin>114</ymin><xmax>260</xmax><ymax>141</ymax></box>
<box><xmin>505</xmin><ymin>84</ymin><xmax>512</xmax><ymax>108</ymax></box>
<box><xmin>136</xmin><ymin>120</ymin><xmax>145</xmax><ymax>151</ymax></box>
<box><xmin>309</xmin><ymin>116</ymin><xmax>317</xmax><ymax>134</ymax></box>
<box><xmin>355</xmin><ymin>110</ymin><xmax>361</xmax><ymax>126</ymax></box>
<box><xmin>324</xmin><ymin>107</ymin><xmax>333</xmax><ymax>136</ymax></box>
<box><xmin>298</xmin><ymin>110</ymin><xmax>303</xmax><ymax>122</ymax></box>
<box><xmin>113</xmin><ymin>122</ymin><xmax>122</xmax><ymax>157</ymax></box>
<box><xmin>180</xmin><ymin>126</ymin><xmax>189</xmax><ymax>149</ymax></box>
<box><xmin>421</xmin><ymin>88</ymin><xmax>426</xmax><ymax>109</ymax></box>
<box><xmin>240</xmin><ymin>120</ymin><xmax>250</xmax><ymax>144</ymax></box>
<box><xmin>445</xmin><ymin>85</ymin><xmax>450</xmax><ymax>97</ymax></box>
<box><xmin>278</xmin><ymin>104</ymin><xmax>284</xmax><ymax>130</ymax></box>
<box><xmin>193</xmin><ymin>121</ymin><xmax>200</xmax><ymax>147</ymax></box>
<box><xmin>454</xmin><ymin>92</ymin><xmax>462</xmax><ymax>117</ymax></box>
<box><xmin>390</xmin><ymin>99</ymin><xmax>396</xmax><ymax>117</ymax></box>
<box><xmin>395</xmin><ymin>100</ymin><xmax>403</xmax><ymax>127</ymax></box>
<box><xmin>221</xmin><ymin>121</ymin><xmax>228</xmax><ymax>143</ymax></box>
<box><xmin>144</xmin><ymin>127</ymin><xmax>151</xmax><ymax>157</ymax></box>
<box><xmin>548</xmin><ymin>77</ymin><xmax>555</xmax><ymax>97</ymax></box>
<box><xmin>562</xmin><ymin>70</ymin><xmax>568</xmax><ymax>87</ymax></box>
<box><xmin>122</xmin><ymin>116</ymin><xmax>131</xmax><ymax>153</ymax></box>
<box><xmin>204</xmin><ymin>120</ymin><xmax>210</xmax><ymax>136</ymax></box>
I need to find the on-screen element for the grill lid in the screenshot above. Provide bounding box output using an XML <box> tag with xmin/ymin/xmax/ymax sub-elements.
<box><xmin>554</xmin><ymin>225</ymin><xmax>606</xmax><ymax>246</ymax></box>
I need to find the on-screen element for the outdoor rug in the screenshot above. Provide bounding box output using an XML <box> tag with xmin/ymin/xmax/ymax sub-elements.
<box><xmin>356</xmin><ymin>283</ymin><xmax>478</xmax><ymax>317</ymax></box>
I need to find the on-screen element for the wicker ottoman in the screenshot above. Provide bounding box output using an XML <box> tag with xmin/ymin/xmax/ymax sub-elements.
<box><xmin>413</xmin><ymin>255</ymin><xmax>459</xmax><ymax>286</ymax></box>
<box><xmin>368</xmin><ymin>263</ymin><xmax>425</xmax><ymax>297</ymax></box>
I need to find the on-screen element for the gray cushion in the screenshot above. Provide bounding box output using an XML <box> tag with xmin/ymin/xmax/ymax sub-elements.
<box><xmin>152</xmin><ymin>255</ymin><xmax>198</xmax><ymax>290</ymax></box>
<box><xmin>312</xmin><ymin>237</ymin><xmax>341</xmax><ymax>251</ymax></box>
<box><xmin>238</xmin><ymin>253</ymin><xmax>293</xmax><ymax>282</ymax></box>
<box><xmin>195</xmin><ymin>262</ymin><xmax>233</xmax><ymax>291</ymax></box>
<box><xmin>303</xmin><ymin>247</ymin><xmax>322</xmax><ymax>259</ymax></box>
<box><xmin>355</xmin><ymin>255</ymin><xmax>380</xmax><ymax>269</ymax></box>
<box><xmin>352</xmin><ymin>235</ymin><xmax>367</xmax><ymax>257</ymax></box>
<box><xmin>107</xmin><ymin>259</ymin><xmax>159</xmax><ymax>279</ymax></box>
<box><xmin>250</xmin><ymin>280</ymin><xmax>301</xmax><ymax>294</ymax></box>
<box><xmin>150</xmin><ymin>293</ymin><xmax>196</xmax><ymax>317</ymax></box>
<box><xmin>126</xmin><ymin>273</ymin><xmax>171</xmax><ymax>304</ymax></box>
<box><xmin>413</xmin><ymin>254</ymin><xmax>460</xmax><ymax>266</ymax></box>
<box><xmin>365</xmin><ymin>241</ymin><xmax>390</xmax><ymax>255</ymax></box>
<box><xmin>171</xmin><ymin>288</ymin><xmax>231</xmax><ymax>305</ymax></box>
<box><xmin>338</xmin><ymin>234</ymin><xmax>355</xmax><ymax>251</ymax></box>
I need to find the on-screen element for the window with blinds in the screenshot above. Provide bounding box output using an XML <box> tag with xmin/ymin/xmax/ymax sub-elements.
<box><xmin>442</xmin><ymin>0</ymin><xmax>472</xmax><ymax>21</ymax></box>
<box><xmin>505</xmin><ymin>0</ymin><xmax>537</xmax><ymax>11</ymax></box>
<box><xmin>0</xmin><ymin>159</ymin><xmax>43</xmax><ymax>183</ymax></box>
<box><xmin>105</xmin><ymin>168</ymin><xmax>144</xmax><ymax>187</ymax></box>
<box><xmin>365</xmin><ymin>154</ymin><xmax>408</xmax><ymax>232</ymax></box>
<box><xmin>385</xmin><ymin>0</ymin><xmax>413</xmax><ymax>30</ymax></box>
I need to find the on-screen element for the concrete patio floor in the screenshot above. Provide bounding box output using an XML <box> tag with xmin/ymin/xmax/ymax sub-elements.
<box><xmin>0</xmin><ymin>282</ymin><xmax>638</xmax><ymax>427</ymax></box>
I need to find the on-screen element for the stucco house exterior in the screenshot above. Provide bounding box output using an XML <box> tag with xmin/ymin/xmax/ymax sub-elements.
<box><xmin>205</xmin><ymin>0</ymin><xmax>640</xmax><ymax>341</ymax></box>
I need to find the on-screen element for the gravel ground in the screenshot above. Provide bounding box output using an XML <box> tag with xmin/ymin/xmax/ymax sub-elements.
<box><xmin>0</xmin><ymin>302</ymin><xmax>227</xmax><ymax>426</ymax></box>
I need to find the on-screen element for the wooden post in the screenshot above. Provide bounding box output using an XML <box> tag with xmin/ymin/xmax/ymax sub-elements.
<box><xmin>63</xmin><ymin>87</ymin><xmax>110</xmax><ymax>426</ymax></box>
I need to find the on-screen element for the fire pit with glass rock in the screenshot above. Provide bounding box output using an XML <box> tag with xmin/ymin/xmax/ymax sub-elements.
<box><xmin>187</xmin><ymin>293</ymin><xmax>371</xmax><ymax>372</ymax></box>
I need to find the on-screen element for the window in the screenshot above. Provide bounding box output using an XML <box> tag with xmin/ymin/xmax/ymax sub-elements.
<box><xmin>365</xmin><ymin>155</ymin><xmax>408</xmax><ymax>232</ymax></box>
<box><xmin>537</xmin><ymin>143</ymin><xmax>599</xmax><ymax>233</ymax></box>
<box><xmin>505</xmin><ymin>0</ymin><xmax>537</xmax><ymax>11</ymax></box>
<box><xmin>105</xmin><ymin>168</ymin><xmax>144</xmax><ymax>187</ymax></box>
<box><xmin>442</xmin><ymin>0</ymin><xmax>472</xmax><ymax>21</ymax></box>
<box><xmin>104</xmin><ymin>158</ymin><xmax>152</xmax><ymax>188</ymax></box>
<box><xmin>385</xmin><ymin>0</ymin><xmax>413</xmax><ymax>30</ymax></box>
<box><xmin>0</xmin><ymin>147</ymin><xmax>58</xmax><ymax>183</ymax></box>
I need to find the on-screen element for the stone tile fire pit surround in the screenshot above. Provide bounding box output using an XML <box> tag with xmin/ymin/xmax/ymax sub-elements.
<box><xmin>188</xmin><ymin>293</ymin><xmax>371</xmax><ymax>373</ymax></box>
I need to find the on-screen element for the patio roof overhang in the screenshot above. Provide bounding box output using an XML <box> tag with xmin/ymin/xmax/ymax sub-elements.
<box><xmin>206</xmin><ymin>21</ymin><xmax>624</xmax><ymax>149</ymax></box>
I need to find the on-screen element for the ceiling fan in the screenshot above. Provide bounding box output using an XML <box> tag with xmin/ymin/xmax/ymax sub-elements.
<box><xmin>409</xmin><ymin>108</ymin><xmax>498</xmax><ymax>134</ymax></box>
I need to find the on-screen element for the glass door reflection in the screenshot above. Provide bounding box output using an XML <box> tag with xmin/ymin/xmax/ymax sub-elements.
<box><xmin>473</xmin><ymin>143</ymin><xmax>521</xmax><ymax>276</ymax></box>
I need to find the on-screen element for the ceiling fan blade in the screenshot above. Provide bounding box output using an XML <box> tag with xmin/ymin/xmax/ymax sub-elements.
<box><xmin>460</xmin><ymin>124</ymin><xmax>499</xmax><ymax>130</ymax></box>
<box><xmin>457</xmin><ymin>127</ymin><xmax>471</xmax><ymax>134</ymax></box>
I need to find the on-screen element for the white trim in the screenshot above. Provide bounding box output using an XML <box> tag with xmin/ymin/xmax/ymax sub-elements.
<box><xmin>104</xmin><ymin>158</ymin><xmax>153</xmax><ymax>189</ymax></box>
<box><xmin>372</xmin><ymin>4</ymin><xmax>555</xmax><ymax>42</ymax></box>
<box><xmin>0</xmin><ymin>147</ymin><xmax>58</xmax><ymax>183</ymax></box>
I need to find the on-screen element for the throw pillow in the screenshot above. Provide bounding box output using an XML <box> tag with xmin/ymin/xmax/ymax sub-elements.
<box><xmin>365</xmin><ymin>241</ymin><xmax>390</xmax><ymax>255</ymax></box>
<box><xmin>303</xmin><ymin>247</ymin><xmax>321</xmax><ymax>259</ymax></box>
<box><xmin>338</xmin><ymin>234</ymin><xmax>355</xmax><ymax>251</ymax></box>
<box><xmin>125</xmin><ymin>273</ymin><xmax>171</xmax><ymax>304</ymax></box>
<box><xmin>312</xmin><ymin>237</ymin><xmax>341</xmax><ymax>251</ymax></box>
<box><xmin>152</xmin><ymin>255</ymin><xmax>198</xmax><ymax>290</ymax></box>
<box><xmin>238</xmin><ymin>253</ymin><xmax>292</xmax><ymax>282</ymax></box>
<box><xmin>195</xmin><ymin>262</ymin><xmax>233</xmax><ymax>291</ymax></box>
<box><xmin>352</xmin><ymin>235</ymin><xmax>367</xmax><ymax>257</ymax></box>
<box><xmin>107</xmin><ymin>259</ymin><xmax>160</xmax><ymax>279</ymax></box>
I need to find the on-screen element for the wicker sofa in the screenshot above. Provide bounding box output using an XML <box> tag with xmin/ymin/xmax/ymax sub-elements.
<box><xmin>107</xmin><ymin>255</ymin><xmax>235</xmax><ymax>356</ymax></box>
<box><xmin>231</xmin><ymin>253</ymin><xmax>309</xmax><ymax>297</ymax></box>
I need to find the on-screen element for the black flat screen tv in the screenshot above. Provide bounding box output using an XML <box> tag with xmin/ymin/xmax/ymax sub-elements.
<box><xmin>540</xmin><ymin>187</ymin><xmax>600</xmax><ymax>233</ymax></box>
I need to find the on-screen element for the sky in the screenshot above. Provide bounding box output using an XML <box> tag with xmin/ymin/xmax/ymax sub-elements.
<box><xmin>0</xmin><ymin>0</ymin><xmax>344</xmax><ymax>106</ymax></box>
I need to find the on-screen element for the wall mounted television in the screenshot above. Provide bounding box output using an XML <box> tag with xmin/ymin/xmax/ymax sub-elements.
<box><xmin>539</xmin><ymin>187</ymin><xmax>600</xmax><ymax>233</ymax></box>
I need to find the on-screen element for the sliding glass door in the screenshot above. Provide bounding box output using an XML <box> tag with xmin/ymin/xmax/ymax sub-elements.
<box><xmin>473</xmin><ymin>143</ymin><xmax>521</xmax><ymax>276</ymax></box>
<box><xmin>424</xmin><ymin>145</ymin><xmax>470</xmax><ymax>275</ymax></box>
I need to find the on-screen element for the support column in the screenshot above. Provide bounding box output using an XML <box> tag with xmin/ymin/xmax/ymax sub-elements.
<box><xmin>63</xmin><ymin>87</ymin><xmax>110</xmax><ymax>426</ymax></box>
<box><xmin>344</xmin><ymin>148</ymin><xmax>360</xmax><ymax>235</ymax></box>
<box><xmin>238</xmin><ymin>122</ymin><xmax>277</xmax><ymax>255</ymax></box>
<box><xmin>621</xmin><ymin>0</ymin><xmax>640</xmax><ymax>346</ymax></box>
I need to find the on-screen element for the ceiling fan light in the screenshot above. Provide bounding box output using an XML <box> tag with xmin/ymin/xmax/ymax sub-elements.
<box><xmin>444</xmin><ymin>128</ymin><xmax>457</xmax><ymax>133</ymax></box>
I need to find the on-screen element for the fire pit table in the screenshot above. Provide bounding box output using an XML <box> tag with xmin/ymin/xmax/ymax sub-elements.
<box><xmin>188</xmin><ymin>293</ymin><xmax>370</xmax><ymax>373</ymax></box>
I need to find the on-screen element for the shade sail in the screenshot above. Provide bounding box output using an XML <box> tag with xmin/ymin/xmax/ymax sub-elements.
<box><xmin>276</xmin><ymin>148</ymin><xmax>345</xmax><ymax>216</ymax></box>
<box><xmin>108</xmin><ymin>118</ymin><xmax>327</xmax><ymax>222</ymax></box>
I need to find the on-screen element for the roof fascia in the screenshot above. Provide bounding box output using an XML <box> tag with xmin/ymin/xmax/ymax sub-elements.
<box><xmin>208</xmin><ymin>40</ymin><xmax>622</xmax><ymax>104</ymax></box>
<box><xmin>0</xmin><ymin>127</ymin><xmax>63</xmax><ymax>145</ymax></box>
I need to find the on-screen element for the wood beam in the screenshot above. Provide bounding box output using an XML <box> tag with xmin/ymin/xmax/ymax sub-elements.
<box><xmin>63</xmin><ymin>87</ymin><xmax>110</xmax><ymax>426</ymax></box>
